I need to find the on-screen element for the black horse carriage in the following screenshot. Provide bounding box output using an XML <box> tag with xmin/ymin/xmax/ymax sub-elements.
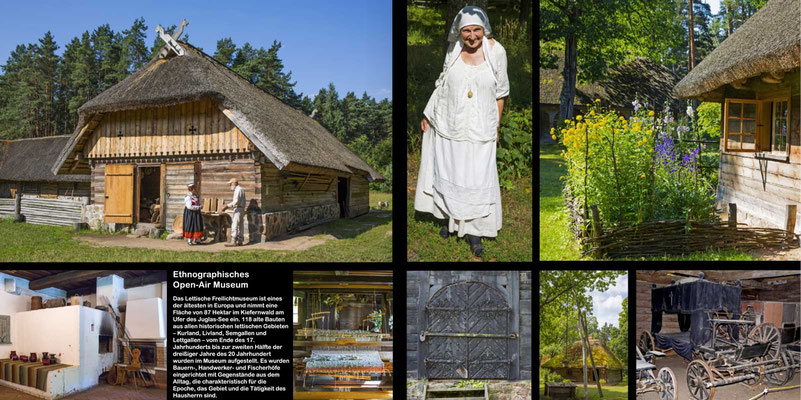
<box><xmin>638</xmin><ymin>273</ymin><xmax>798</xmax><ymax>400</ymax></box>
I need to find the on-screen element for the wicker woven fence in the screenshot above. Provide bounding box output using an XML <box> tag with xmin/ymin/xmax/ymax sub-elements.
<box><xmin>583</xmin><ymin>203</ymin><xmax>800</xmax><ymax>258</ymax></box>
<box><xmin>0</xmin><ymin>197</ymin><xmax>85</xmax><ymax>226</ymax></box>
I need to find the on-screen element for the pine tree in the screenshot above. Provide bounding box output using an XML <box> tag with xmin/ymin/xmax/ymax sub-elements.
<box><xmin>120</xmin><ymin>17</ymin><xmax>149</xmax><ymax>73</ymax></box>
<box><xmin>34</xmin><ymin>31</ymin><xmax>59</xmax><ymax>136</ymax></box>
<box><xmin>213</xmin><ymin>37</ymin><xmax>236</xmax><ymax>66</ymax></box>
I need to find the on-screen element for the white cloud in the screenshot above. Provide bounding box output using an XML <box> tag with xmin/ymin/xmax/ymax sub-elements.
<box><xmin>375</xmin><ymin>88</ymin><xmax>392</xmax><ymax>97</ymax></box>
<box><xmin>586</xmin><ymin>273</ymin><xmax>628</xmax><ymax>328</ymax></box>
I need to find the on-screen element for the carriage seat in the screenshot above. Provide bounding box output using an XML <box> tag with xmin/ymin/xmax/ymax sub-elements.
<box><xmin>636</xmin><ymin>359</ymin><xmax>655</xmax><ymax>371</ymax></box>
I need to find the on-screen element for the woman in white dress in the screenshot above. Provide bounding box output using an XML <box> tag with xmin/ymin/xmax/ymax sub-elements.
<box><xmin>414</xmin><ymin>6</ymin><xmax>509</xmax><ymax>257</ymax></box>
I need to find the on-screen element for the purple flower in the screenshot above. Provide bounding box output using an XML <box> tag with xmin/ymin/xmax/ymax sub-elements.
<box><xmin>632</xmin><ymin>99</ymin><xmax>641</xmax><ymax>112</ymax></box>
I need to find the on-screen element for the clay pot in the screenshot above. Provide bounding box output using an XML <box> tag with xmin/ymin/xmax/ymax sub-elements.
<box><xmin>11</xmin><ymin>355</ymin><xmax>18</xmax><ymax>361</ymax></box>
<box><xmin>20</xmin><ymin>355</ymin><xmax>28</xmax><ymax>362</ymax></box>
<box><xmin>49</xmin><ymin>354</ymin><xmax>56</xmax><ymax>364</ymax></box>
<box><xmin>83</xmin><ymin>301</ymin><xmax>91</xmax><ymax>307</ymax></box>
<box><xmin>10</xmin><ymin>350</ymin><xmax>17</xmax><ymax>359</ymax></box>
<box><xmin>42</xmin><ymin>358</ymin><xmax>50</xmax><ymax>366</ymax></box>
<box><xmin>70</xmin><ymin>296</ymin><xmax>81</xmax><ymax>306</ymax></box>
<box><xmin>45</xmin><ymin>298</ymin><xmax>66</xmax><ymax>308</ymax></box>
<box><xmin>31</xmin><ymin>296</ymin><xmax>43</xmax><ymax>310</ymax></box>
<box><xmin>42</xmin><ymin>352</ymin><xmax>48</xmax><ymax>359</ymax></box>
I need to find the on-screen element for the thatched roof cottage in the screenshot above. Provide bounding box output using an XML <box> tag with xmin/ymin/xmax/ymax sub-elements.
<box><xmin>0</xmin><ymin>136</ymin><xmax>89</xmax><ymax>199</ymax></box>
<box><xmin>541</xmin><ymin>339</ymin><xmax>623</xmax><ymax>383</ymax></box>
<box><xmin>674</xmin><ymin>0</ymin><xmax>800</xmax><ymax>234</ymax></box>
<box><xmin>539</xmin><ymin>55</ymin><xmax>680</xmax><ymax>142</ymax></box>
<box><xmin>52</xmin><ymin>38</ymin><xmax>383</xmax><ymax>240</ymax></box>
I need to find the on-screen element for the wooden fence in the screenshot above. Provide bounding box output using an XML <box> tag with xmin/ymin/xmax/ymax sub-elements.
<box><xmin>0</xmin><ymin>197</ymin><xmax>85</xmax><ymax>226</ymax></box>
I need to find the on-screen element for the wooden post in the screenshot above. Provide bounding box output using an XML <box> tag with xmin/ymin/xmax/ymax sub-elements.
<box><xmin>13</xmin><ymin>192</ymin><xmax>22</xmax><ymax>222</ymax></box>
<box><xmin>786</xmin><ymin>205</ymin><xmax>798</xmax><ymax>243</ymax></box>
<box><xmin>590</xmin><ymin>205</ymin><xmax>603</xmax><ymax>257</ymax></box>
<box><xmin>728</xmin><ymin>203</ymin><xmax>737</xmax><ymax>228</ymax></box>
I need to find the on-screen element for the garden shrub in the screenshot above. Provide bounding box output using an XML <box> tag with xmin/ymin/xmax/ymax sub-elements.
<box><xmin>497</xmin><ymin>107</ymin><xmax>533</xmax><ymax>189</ymax></box>
<box><xmin>555</xmin><ymin>100</ymin><xmax>717</xmax><ymax>230</ymax></box>
<box><xmin>695</xmin><ymin>102</ymin><xmax>721</xmax><ymax>139</ymax></box>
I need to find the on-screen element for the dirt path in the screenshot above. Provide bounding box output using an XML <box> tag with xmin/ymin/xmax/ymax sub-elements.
<box><xmin>753</xmin><ymin>246</ymin><xmax>801</xmax><ymax>261</ymax></box>
<box><xmin>75</xmin><ymin>228</ymin><xmax>335</xmax><ymax>252</ymax></box>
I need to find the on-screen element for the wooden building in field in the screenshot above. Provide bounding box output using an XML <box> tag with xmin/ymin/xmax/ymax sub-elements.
<box><xmin>539</xmin><ymin>55</ymin><xmax>680</xmax><ymax>143</ymax></box>
<box><xmin>674</xmin><ymin>0</ymin><xmax>800</xmax><ymax>234</ymax></box>
<box><xmin>52</xmin><ymin>36</ymin><xmax>383</xmax><ymax>240</ymax></box>
<box><xmin>0</xmin><ymin>136</ymin><xmax>89</xmax><ymax>199</ymax></box>
<box><xmin>540</xmin><ymin>338</ymin><xmax>623</xmax><ymax>383</ymax></box>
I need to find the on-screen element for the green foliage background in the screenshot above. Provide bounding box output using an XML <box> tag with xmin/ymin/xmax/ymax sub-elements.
<box><xmin>0</xmin><ymin>18</ymin><xmax>391</xmax><ymax>192</ymax></box>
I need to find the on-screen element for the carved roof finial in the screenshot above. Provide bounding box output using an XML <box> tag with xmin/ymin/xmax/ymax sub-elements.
<box><xmin>155</xmin><ymin>19</ymin><xmax>188</xmax><ymax>58</ymax></box>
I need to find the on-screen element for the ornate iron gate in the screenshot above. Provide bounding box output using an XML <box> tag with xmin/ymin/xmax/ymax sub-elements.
<box><xmin>422</xmin><ymin>281</ymin><xmax>515</xmax><ymax>379</ymax></box>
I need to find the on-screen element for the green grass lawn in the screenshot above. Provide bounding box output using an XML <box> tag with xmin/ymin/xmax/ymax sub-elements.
<box><xmin>538</xmin><ymin>384</ymin><xmax>628</xmax><ymax>400</ymax></box>
<box><xmin>539</xmin><ymin>143</ymin><xmax>584</xmax><ymax>260</ymax></box>
<box><xmin>539</xmin><ymin>144</ymin><xmax>757</xmax><ymax>261</ymax></box>
<box><xmin>407</xmin><ymin>153</ymin><xmax>532</xmax><ymax>262</ymax></box>
<box><xmin>0</xmin><ymin>191</ymin><xmax>392</xmax><ymax>262</ymax></box>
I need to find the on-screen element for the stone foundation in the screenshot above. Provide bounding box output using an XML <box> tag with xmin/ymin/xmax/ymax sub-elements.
<box><xmin>83</xmin><ymin>204</ymin><xmax>104</xmax><ymax>230</ymax></box>
<box><xmin>261</xmin><ymin>203</ymin><xmax>339</xmax><ymax>241</ymax></box>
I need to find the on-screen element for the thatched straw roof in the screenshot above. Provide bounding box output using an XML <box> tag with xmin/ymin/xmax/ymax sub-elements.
<box><xmin>53</xmin><ymin>41</ymin><xmax>383</xmax><ymax>182</ymax></box>
<box><xmin>0</xmin><ymin>136</ymin><xmax>89</xmax><ymax>183</ymax></box>
<box><xmin>674</xmin><ymin>0</ymin><xmax>800</xmax><ymax>100</ymax></box>
<box><xmin>540</xmin><ymin>54</ymin><xmax>680</xmax><ymax>112</ymax></box>
<box><xmin>541</xmin><ymin>339</ymin><xmax>623</xmax><ymax>369</ymax></box>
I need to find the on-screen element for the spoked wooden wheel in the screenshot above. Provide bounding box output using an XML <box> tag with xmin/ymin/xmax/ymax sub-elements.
<box><xmin>764</xmin><ymin>350</ymin><xmax>792</xmax><ymax>386</ymax></box>
<box><xmin>640</xmin><ymin>331</ymin><xmax>655</xmax><ymax>353</ymax></box>
<box><xmin>747</xmin><ymin>323</ymin><xmax>781</xmax><ymax>360</ymax></box>
<box><xmin>687</xmin><ymin>360</ymin><xmax>715</xmax><ymax>400</ymax></box>
<box><xmin>658</xmin><ymin>367</ymin><xmax>678</xmax><ymax>400</ymax></box>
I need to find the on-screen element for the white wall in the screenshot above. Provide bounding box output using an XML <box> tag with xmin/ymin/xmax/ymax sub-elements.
<box><xmin>15</xmin><ymin>306</ymin><xmax>82</xmax><ymax>365</ymax></box>
<box><xmin>79</xmin><ymin>307</ymin><xmax>115</xmax><ymax>390</ymax></box>
<box><xmin>126</xmin><ymin>298</ymin><xmax>166</xmax><ymax>340</ymax></box>
<box><xmin>0</xmin><ymin>289</ymin><xmax>29</xmax><ymax>358</ymax></box>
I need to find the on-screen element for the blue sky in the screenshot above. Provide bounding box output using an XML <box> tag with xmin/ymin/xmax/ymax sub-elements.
<box><xmin>587</xmin><ymin>273</ymin><xmax>628</xmax><ymax>329</ymax></box>
<box><xmin>0</xmin><ymin>0</ymin><xmax>392</xmax><ymax>100</ymax></box>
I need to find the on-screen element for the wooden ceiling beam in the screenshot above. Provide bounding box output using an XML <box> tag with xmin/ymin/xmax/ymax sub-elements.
<box><xmin>65</xmin><ymin>271</ymin><xmax>167</xmax><ymax>296</ymax></box>
<box><xmin>28</xmin><ymin>270</ymin><xmax>138</xmax><ymax>290</ymax></box>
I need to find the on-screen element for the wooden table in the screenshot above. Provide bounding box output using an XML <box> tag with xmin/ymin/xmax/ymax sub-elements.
<box><xmin>201</xmin><ymin>212</ymin><xmax>230</xmax><ymax>243</ymax></box>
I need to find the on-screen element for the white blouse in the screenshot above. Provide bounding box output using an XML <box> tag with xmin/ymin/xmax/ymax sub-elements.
<box><xmin>184</xmin><ymin>193</ymin><xmax>201</xmax><ymax>211</ymax></box>
<box><xmin>424</xmin><ymin>41</ymin><xmax>509</xmax><ymax>142</ymax></box>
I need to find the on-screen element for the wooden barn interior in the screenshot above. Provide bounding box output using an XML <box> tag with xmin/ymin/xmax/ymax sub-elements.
<box><xmin>636</xmin><ymin>270</ymin><xmax>800</xmax><ymax>399</ymax></box>
<box><xmin>0</xmin><ymin>270</ymin><xmax>167</xmax><ymax>400</ymax></box>
<box><xmin>293</xmin><ymin>271</ymin><xmax>393</xmax><ymax>400</ymax></box>
<box><xmin>636</xmin><ymin>270</ymin><xmax>801</xmax><ymax>341</ymax></box>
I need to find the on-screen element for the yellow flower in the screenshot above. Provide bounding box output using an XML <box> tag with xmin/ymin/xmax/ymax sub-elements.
<box><xmin>576</xmin><ymin>115</ymin><xmax>582</xmax><ymax>121</ymax></box>
<box><xmin>646</xmin><ymin>130</ymin><xmax>653</xmax><ymax>135</ymax></box>
<box><xmin>594</xmin><ymin>98</ymin><xmax>601</xmax><ymax>103</ymax></box>
<box><xmin>564</xmin><ymin>119</ymin><xmax>570</xmax><ymax>124</ymax></box>
<box><xmin>640</xmin><ymin>173</ymin><xmax>646</xmax><ymax>178</ymax></box>
<box><xmin>550</xmin><ymin>127</ymin><xmax>555</xmax><ymax>134</ymax></box>
<box><xmin>551</xmin><ymin>135</ymin><xmax>557</xmax><ymax>140</ymax></box>
<box><xmin>561</xmin><ymin>129</ymin><xmax>567</xmax><ymax>135</ymax></box>
<box><xmin>648</xmin><ymin>110</ymin><xmax>655</xmax><ymax>116</ymax></box>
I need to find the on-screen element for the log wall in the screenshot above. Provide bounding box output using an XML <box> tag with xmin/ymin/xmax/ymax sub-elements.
<box><xmin>0</xmin><ymin>197</ymin><xmax>84</xmax><ymax>226</ymax></box>
<box><xmin>165</xmin><ymin>163</ymin><xmax>195</xmax><ymax>231</ymax></box>
<box><xmin>717</xmin><ymin>83</ymin><xmax>801</xmax><ymax>234</ymax></box>
<box><xmin>84</xmin><ymin>99</ymin><xmax>251</xmax><ymax>158</ymax></box>
<box><xmin>261</xmin><ymin>164</ymin><xmax>338</xmax><ymax>212</ymax></box>
<box><xmin>0</xmin><ymin>181</ymin><xmax>89</xmax><ymax>199</ymax></box>
<box><xmin>349</xmin><ymin>171</ymin><xmax>370</xmax><ymax>218</ymax></box>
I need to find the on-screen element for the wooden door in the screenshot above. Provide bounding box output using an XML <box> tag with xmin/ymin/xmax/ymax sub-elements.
<box><xmin>104</xmin><ymin>164</ymin><xmax>134</xmax><ymax>224</ymax></box>
<box><xmin>424</xmin><ymin>281</ymin><xmax>514</xmax><ymax>379</ymax></box>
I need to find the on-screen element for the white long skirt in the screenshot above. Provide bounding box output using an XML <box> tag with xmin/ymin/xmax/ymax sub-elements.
<box><xmin>414</xmin><ymin>127</ymin><xmax>502</xmax><ymax>238</ymax></box>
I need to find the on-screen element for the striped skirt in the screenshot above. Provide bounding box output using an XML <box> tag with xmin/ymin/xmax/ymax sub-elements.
<box><xmin>182</xmin><ymin>208</ymin><xmax>204</xmax><ymax>239</ymax></box>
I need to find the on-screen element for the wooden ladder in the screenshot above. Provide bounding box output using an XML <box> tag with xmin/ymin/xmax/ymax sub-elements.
<box><xmin>424</xmin><ymin>383</ymin><xmax>488</xmax><ymax>400</ymax></box>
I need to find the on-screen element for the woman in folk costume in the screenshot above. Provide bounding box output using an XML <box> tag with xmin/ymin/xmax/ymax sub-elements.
<box><xmin>415</xmin><ymin>6</ymin><xmax>509</xmax><ymax>257</ymax></box>
<box><xmin>183</xmin><ymin>183</ymin><xmax>204</xmax><ymax>245</ymax></box>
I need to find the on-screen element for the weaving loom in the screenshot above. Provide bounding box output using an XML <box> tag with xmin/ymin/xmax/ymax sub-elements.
<box><xmin>0</xmin><ymin>359</ymin><xmax>70</xmax><ymax>391</ymax></box>
<box><xmin>303</xmin><ymin>350</ymin><xmax>384</xmax><ymax>374</ymax></box>
<box><xmin>297</xmin><ymin>328</ymin><xmax>389</xmax><ymax>342</ymax></box>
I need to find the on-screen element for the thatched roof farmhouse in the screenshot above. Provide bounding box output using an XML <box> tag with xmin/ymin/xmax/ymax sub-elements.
<box><xmin>0</xmin><ymin>136</ymin><xmax>89</xmax><ymax>199</ymax></box>
<box><xmin>51</xmin><ymin>37</ymin><xmax>383</xmax><ymax>240</ymax></box>
<box><xmin>674</xmin><ymin>0</ymin><xmax>800</xmax><ymax>234</ymax></box>
<box><xmin>539</xmin><ymin>55</ymin><xmax>680</xmax><ymax>142</ymax></box>
<box><xmin>541</xmin><ymin>339</ymin><xmax>624</xmax><ymax>383</ymax></box>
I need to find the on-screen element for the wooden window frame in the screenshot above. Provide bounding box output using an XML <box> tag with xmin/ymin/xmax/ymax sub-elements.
<box><xmin>770</xmin><ymin>97</ymin><xmax>791</xmax><ymax>157</ymax></box>
<box><xmin>723</xmin><ymin>99</ymin><xmax>760</xmax><ymax>153</ymax></box>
